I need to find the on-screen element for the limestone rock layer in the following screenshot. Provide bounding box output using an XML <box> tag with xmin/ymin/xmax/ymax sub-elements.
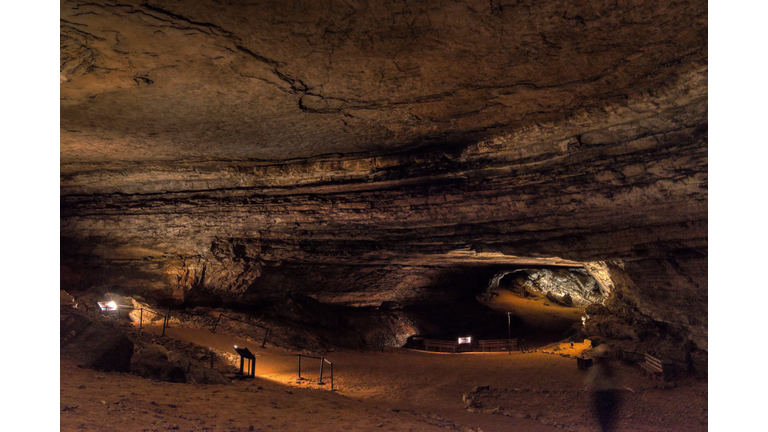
<box><xmin>60</xmin><ymin>0</ymin><xmax>708</xmax><ymax>371</ymax></box>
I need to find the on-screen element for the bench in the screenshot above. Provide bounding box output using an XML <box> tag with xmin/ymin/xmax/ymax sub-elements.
<box><xmin>423</xmin><ymin>339</ymin><xmax>459</xmax><ymax>353</ymax></box>
<box><xmin>478</xmin><ymin>339</ymin><xmax>519</xmax><ymax>352</ymax></box>
<box><xmin>640</xmin><ymin>353</ymin><xmax>672</xmax><ymax>382</ymax></box>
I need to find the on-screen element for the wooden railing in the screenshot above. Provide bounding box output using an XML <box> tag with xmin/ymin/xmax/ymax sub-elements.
<box><xmin>478</xmin><ymin>339</ymin><xmax>519</xmax><ymax>352</ymax></box>
<box><xmin>423</xmin><ymin>339</ymin><xmax>459</xmax><ymax>352</ymax></box>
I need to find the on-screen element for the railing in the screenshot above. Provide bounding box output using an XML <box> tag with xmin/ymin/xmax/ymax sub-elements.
<box><xmin>478</xmin><ymin>339</ymin><xmax>518</xmax><ymax>354</ymax></box>
<box><xmin>423</xmin><ymin>339</ymin><xmax>459</xmax><ymax>352</ymax></box>
<box><xmin>131</xmin><ymin>308</ymin><xmax>271</xmax><ymax>346</ymax></box>
<box><xmin>296</xmin><ymin>354</ymin><xmax>334</xmax><ymax>390</ymax></box>
<box><xmin>132</xmin><ymin>307</ymin><xmax>171</xmax><ymax>335</ymax></box>
<box><xmin>212</xmin><ymin>314</ymin><xmax>270</xmax><ymax>347</ymax></box>
<box><xmin>416</xmin><ymin>338</ymin><xmax>529</xmax><ymax>353</ymax></box>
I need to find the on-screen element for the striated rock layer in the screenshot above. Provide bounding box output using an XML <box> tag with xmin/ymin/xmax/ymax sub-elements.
<box><xmin>60</xmin><ymin>0</ymin><xmax>707</xmax><ymax>374</ymax></box>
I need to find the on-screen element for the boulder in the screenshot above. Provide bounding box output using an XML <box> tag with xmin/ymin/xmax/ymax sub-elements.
<box><xmin>130</xmin><ymin>344</ymin><xmax>187</xmax><ymax>383</ymax></box>
<box><xmin>130</xmin><ymin>344</ymin><xmax>229</xmax><ymax>384</ymax></box>
<box><xmin>60</xmin><ymin>308</ymin><xmax>134</xmax><ymax>372</ymax></box>
<box><xmin>60</xmin><ymin>290</ymin><xmax>77</xmax><ymax>307</ymax></box>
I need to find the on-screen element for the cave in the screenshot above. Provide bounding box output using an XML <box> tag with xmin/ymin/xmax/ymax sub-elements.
<box><xmin>49</xmin><ymin>0</ymin><xmax>715</xmax><ymax>430</ymax></box>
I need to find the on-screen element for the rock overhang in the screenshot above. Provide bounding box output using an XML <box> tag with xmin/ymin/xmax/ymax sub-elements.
<box><xmin>60</xmin><ymin>0</ymin><xmax>708</xmax><ymax>364</ymax></box>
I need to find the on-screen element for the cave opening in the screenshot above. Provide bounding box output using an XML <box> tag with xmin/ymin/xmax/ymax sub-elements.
<box><xmin>88</xmin><ymin>259</ymin><xmax>607</xmax><ymax>354</ymax></box>
<box><xmin>475</xmin><ymin>266</ymin><xmax>605</xmax><ymax>349</ymax></box>
<box><xmin>397</xmin><ymin>265</ymin><xmax>606</xmax><ymax>351</ymax></box>
<box><xmin>142</xmin><ymin>260</ymin><xmax>607</xmax><ymax>353</ymax></box>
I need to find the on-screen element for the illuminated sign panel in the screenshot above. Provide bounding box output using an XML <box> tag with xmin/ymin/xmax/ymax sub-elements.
<box><xmin>97</xmin><ymin>301</ymin><xmax>118</xmax><ymax>311</ymax></box>
<box><xmin>458</xmin><ymin>337</ymin><xmax>471</xmax><ymax>344</ymax></box>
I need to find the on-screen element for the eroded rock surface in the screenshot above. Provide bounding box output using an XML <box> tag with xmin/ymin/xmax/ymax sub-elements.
<box><xmin>485</xmin><ymin>268</ymin><xmax>603</xmax><ymax>306</ymax></box>
<box><xmin>60</xmin><ymin>0</ymin><xmax>708</xmax><ymax>374</ymax></box>
<box><xmin>584</xmin><ymin>258</ymin><xmax>707</xmax><ymax>377</ymax></box>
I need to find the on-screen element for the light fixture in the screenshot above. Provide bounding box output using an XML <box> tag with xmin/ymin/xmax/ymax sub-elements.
<box><xmin>97</xmin><ymin>301</ymin><xmax>118</xmax><ymax>311</ymax></box>
<box><xmin>458</xmin><ymin>337</ymin><xmax>471</xmax><ymax>344</ymax></box>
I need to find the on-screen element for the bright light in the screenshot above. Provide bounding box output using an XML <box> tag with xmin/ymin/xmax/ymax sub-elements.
<box><xmin>97</xmin><ymin>301</ymin><xmax>118</xmax><ymax>311</ymax></box>
<box><xmin>458</xmin><ymin>337</ymin><xmax>471</xmax><ymax>344</ymax></box>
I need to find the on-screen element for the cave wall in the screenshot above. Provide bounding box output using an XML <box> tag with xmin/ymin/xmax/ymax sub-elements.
<box><xmin>59</xmin><ymin>0</ymin><xmax>708</xmax><ymax>371</ymax></box>
<box><xmin>60</xmin><ymin>99</ymin><xmax>708</xmax><ymax>367</ymax></box>
<box><xmin>61</xmin><ymin>104</ymin><xmax>707</xmax><ymax>297</ymax></box>
<box><xmin>584</xmin><ymin>257</ymin><xmax>707</xmax><ymax>376</ymax></box>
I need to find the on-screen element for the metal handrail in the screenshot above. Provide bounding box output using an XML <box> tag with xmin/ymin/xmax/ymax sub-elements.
<box><xmin>135</xmin><ymin>307</ymin><xmax>169</xmax><ymax>334</ymax></box>
<box><xmin>212</xmin><ymin>314</ymin><xmax>270</xmax><ymax>347</ymax></box>
<box><xmin>296</xmin><ymin>354</ymin><xmax>334</xmax><ymax>390</ymax></box>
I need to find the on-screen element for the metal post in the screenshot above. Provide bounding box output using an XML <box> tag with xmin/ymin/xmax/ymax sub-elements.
<box><xmin>212</xmin><ymin>314</ymin><xmax>223</xmax><ymax>333</ymax></box>
<box><xmin>330</xmin><ymin>362</ymin><xmax>334</xmax><ymax>390</ymax></box>
<box><xmin>507</xmin><ymin>312</ymin><xmax>511</xmax><ymax>340</ymax></box>
<box><xmin>162</xmin><ymin>310</ymin><xmax>167</xmax><ymax>337</ymax></box>
<box><xmin>318</xmin><ymin>357</ymin><xmax>325</xmax><ymax>385</ymax></box>
<box><xmin>261</xmin><ymin>328</ymin><xmax>269</xmax><ymax>347</ymax></box>
<box><xmin>139</xmin><ymin>308</ymin><xmax>143</xmax><ymax>330</ymax></box>
<box><xmin>297</xmin><ymin>355</ymin><xmax>302</xmax><ymax>380</ymax></box>
<box><xmin>162</xmin><ymin>307</ymin><xmax>171</xmax><ymax>336</ymax></box>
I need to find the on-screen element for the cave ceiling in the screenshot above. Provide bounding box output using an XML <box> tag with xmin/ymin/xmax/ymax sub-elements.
<box><xmin>60</xmin><ymin>0</ymin><xmax>708</xmax><ymax>297</ymax></box>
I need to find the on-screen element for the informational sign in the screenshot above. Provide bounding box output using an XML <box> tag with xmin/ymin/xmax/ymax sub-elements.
<box><xmin>458</xmin><ymin>337</ymin><xmax>471</xmax><ymax>344</ymax></box>
<box><xmin>234</xmin><ymin>346</ymin><xmax>256</xmax><ymax>360</ymax></box>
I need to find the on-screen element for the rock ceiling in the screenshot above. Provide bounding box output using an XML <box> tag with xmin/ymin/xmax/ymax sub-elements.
<box><xmin>60</xmin><ymin>0</ymin><xmax>707</xmax><ymax>327</ymax></box>
<box><xmin>61</xmin><ymin>0</ymin><xmax>706</xmax><ymax>167</ymax></box>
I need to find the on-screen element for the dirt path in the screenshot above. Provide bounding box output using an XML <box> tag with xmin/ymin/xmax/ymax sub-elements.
<box><xmin>130</xmin><ymin>325</ymin><xmax>705</xmax><ymax>432</ymax></box>
<box><xmin>61</xmin><ymin>320</ymin><xmax>706</xmax><ymax>431</ymax></box>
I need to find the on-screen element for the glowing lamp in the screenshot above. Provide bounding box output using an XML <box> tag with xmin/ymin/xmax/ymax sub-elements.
<box><xmin>97</xmin><ymin>301</ymin><xmax>118</xmax><ymax>311</ymax></box>
<box><xmin>458</xmin><ymin>337</ymin><xmax>471</xmax><ymax>344</ymax></box>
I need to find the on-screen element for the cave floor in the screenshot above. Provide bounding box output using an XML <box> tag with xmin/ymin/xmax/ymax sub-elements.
<box><xmin>61</xmin><ymin>325</ymin><xmax>707</xmax><ymax>431</ymax></box>
<box><xmin>481</xmin><ymin>288</ymin><xmax>588</xmax><ymax>347</ymax></box>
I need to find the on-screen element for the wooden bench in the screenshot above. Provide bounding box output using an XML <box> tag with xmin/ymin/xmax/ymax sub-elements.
<box><xmin>423</xmin><ymin>339</ymin><xmax>459</xmax><ymax>353</ymax></box>
<box><xmin>478</xmin><ymin>339</ymin><xmax>519</xmax><ymax>352</ymax></box>
<box><xmin>640</xmin><ymin>353</ymin><xmax>672</xmax><ymax>382</ymax></box>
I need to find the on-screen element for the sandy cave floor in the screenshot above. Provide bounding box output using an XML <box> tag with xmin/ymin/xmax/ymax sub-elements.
<box><xmin>61</xmin><ymin>321</ymin><xmax>707</xmax><ymax>432</ymax></box>
<box><xmin>480</xmin><ymin>289</ymin><xmax>587</xmax><ymax>345</ymax></box>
